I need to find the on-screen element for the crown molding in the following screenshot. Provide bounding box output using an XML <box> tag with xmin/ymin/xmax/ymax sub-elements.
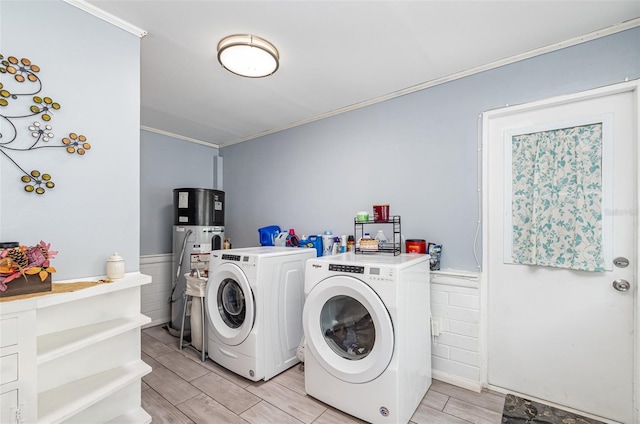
<box><xmin>140</xmin><ymin>126</ymin><xmax>220</xmax><ymax>148</ymax></box>
<box><xmin>63</xmin><ymin>0</ymin><xmax>147</xmax><ymax>38</ymax></box>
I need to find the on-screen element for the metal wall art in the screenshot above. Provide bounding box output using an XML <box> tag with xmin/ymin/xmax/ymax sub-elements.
<box><xmin>0</xmin><ymin>53</ymin><xmax>90</xmax><ymax>195</ymax></box>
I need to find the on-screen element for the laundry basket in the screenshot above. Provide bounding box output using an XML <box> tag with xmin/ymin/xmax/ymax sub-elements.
<box><xmin>180</xmin><ymin>271</ymin><xmax>208</xmax><ymax>361</ymax></box>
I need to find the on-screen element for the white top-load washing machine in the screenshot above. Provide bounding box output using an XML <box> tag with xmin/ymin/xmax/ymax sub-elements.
<box><xmin>303</xmin><ymin>252</ymin><xmax>431</xmax><ymax>424</ymax></box>
<box><xmin>206</xmin><ymin>246</ymin><xmax>316</xmax><ymax>381</ymax></box>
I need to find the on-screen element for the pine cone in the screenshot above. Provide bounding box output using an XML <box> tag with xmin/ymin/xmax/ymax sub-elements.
<box><xmin>7</xmin><ymin>248</ymin><xmax>28</xmax><ymax>269</ymax></box>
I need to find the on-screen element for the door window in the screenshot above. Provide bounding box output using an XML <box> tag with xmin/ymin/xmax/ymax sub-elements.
<box><xmin>217</xmin><ymin>278</ymin><xmax>245</xmax><ymax>328</ymax></box>
<box><xmin>321</xmin><ymin>295</ymin><xmax>375</xmax><ymax>360</ymax></box>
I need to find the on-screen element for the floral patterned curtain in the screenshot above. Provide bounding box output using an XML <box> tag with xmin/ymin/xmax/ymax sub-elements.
<box><xmin>511</xmin><ymin>123</ymin><xmax>605</xmax><ymax>272</ymax></box>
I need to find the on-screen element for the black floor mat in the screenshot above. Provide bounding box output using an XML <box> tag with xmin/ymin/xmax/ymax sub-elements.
<box><xmin>502</xmin><ymin>394</ymin><xmax>606</xmax><ymax>424</ymax></box>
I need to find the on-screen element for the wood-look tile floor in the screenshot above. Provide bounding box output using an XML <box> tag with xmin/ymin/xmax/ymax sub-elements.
<box><xmin>141</xmin><ymin>324</ymin><xmax>505</xmax><ymax>424</ymax></box>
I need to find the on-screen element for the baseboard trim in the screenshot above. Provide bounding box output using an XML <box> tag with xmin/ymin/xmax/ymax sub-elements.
<box><xmin>433</xmin><ymin>370</ymin><xmax>482</xmax><ymax>393</ymax></box>
<box><xmin>143</xmin><ymin>318</ymin><xmax>170</xmax><ymax>329</ymax></box>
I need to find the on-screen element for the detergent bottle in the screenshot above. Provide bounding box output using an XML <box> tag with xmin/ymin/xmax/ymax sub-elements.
<box><xmin>322</xmin><ymin>230</ymin><xmax>334</xmax><ymax>256</ymax></box>
<box><xmin>286</xmin><ymin>228</ymin><xmax>300</xmax><ymax>247</ymax></box>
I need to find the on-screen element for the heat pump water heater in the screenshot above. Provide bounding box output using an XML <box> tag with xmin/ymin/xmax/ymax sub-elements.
<box><xmin>170</xmin><ymin>188</ymin><xmax>225</xmax><ymax>334</ymax></box>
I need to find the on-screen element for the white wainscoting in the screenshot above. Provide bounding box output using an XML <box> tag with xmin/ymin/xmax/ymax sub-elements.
<box><xmin>430</xmin><ymin>270</ymin><xmax>481</xmax><ymax>392</ymax></box>
<box><xmin>139</xmin><ymin>254</ymin><xmax>173</xmax><ymax>328</ymax></box>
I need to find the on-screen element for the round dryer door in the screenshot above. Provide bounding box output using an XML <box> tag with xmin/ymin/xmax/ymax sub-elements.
<box><xmin>303</xmin><ymin>275</ymin><xmax>394</xmax><ymax>384</ymax></box>
<box><xmin>206</xmin><ymin>262</ymin><xmax>255</xmax><ymax>346</ymax></box>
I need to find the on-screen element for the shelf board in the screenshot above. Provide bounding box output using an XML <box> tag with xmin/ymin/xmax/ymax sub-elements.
<box><xmin>354</xmin><ymin>217</ymin><xmax>401</xmax><ymax>225</ymax></box>
<box><xmin>37</xmin><ymin>315</ymin><xmax>151</xmax><ymax>365</ymax></box>
<box><xmin>38</xmin><ymin>360</ymin><xmax>151</xmax><ymax>424</ymax></box>
<box><xmin>0</xmin><ymin>273</ymin><xmax>152</xmax><ymax>315</ymax></box>
<box><xmin>355</xmin><ymin>248</ymin><xmax>401</xmax><ymax>253</ymax></box>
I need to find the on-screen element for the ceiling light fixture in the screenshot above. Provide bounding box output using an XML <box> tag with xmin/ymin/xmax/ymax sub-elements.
<box><xmin>217</xmin><ymin>34</ymin><xmax>279</xmax><ymax>78</ymax></box>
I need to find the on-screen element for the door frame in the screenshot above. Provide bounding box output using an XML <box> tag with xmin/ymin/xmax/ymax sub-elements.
<box><xmin>480</xmin><ymin>80</ymin><xmax>639</xmax><ymax>422</ymax></box>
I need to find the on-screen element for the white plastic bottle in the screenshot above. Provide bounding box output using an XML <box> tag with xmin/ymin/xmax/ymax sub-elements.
<box><xmin>375</xmin><ymin>230</ymin><xmax>388</xmax><ymax>250</ymax></box>
<box><xmin>322</xmin><ymin>230</ymin><xmax>334</xmax><ymax>256</ymax></box>
<box><xmin>375</xmin><ymin>230</ymin><xmax>388</xmax><ymax>242</ymax></box>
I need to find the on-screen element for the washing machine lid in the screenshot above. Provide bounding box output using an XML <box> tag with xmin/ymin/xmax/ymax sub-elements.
<box><xmin>206</xmin><ymin>262</ymin><xmax>255</xmax><ymax>346</ymax></box>
<box><xmin>303</xmin><ymin>275</ymin><xmax>394</xmax><ymax>384</ymax></box>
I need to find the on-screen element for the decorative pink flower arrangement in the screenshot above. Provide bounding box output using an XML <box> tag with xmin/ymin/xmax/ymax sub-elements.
<box><xmin>0</xmin><ymin>241</ymin><xmax>58</xmax><ymax>292</ymax></box>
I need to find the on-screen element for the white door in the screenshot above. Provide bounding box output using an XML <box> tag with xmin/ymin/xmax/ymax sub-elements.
<box><xmin>302</xmin><ymin>275</ymin><xmax>394</xmax><ymax>384</ymax></box>
<box><xmin>483</xmin><ymin>82</ymin><xmax>637</xmax><ymax>423</ymax></box>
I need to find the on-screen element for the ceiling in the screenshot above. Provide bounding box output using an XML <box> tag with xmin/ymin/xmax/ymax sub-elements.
<box><xmin>80</xmin><ymin>1</ymin><xmax>640</xmax><ymax>148</ymax></box>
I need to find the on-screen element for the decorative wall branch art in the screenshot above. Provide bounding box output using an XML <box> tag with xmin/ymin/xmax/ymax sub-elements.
<box><xmin>0</xmin><ymin>53</ymin><xmax>91</xmax><ymax>195</ymax></box>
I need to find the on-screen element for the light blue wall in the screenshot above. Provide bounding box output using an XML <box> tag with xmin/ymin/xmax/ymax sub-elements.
<box><xmin>0</xmin><ymin>1</ymin><xmax>141</xmax><ymax>279</ymax></box>
<box><xmin>140</xmin><ymin>130</ymin><xmax>219</xmax><ymax>255</ymax></box>
<box><xmin>220</xmin><ymin>27</ymin><xmax>640</xmax><ymax>272</ymax></box>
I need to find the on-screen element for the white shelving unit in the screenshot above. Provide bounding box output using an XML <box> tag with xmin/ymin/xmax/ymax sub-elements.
<box><xmin>0</xmin><ymin>273</ymin><xmax>152</xmax><ymax>423</ymax></box>
<box><xmin>1</xmin><ymin>308</ymin><xmax>37</xmax><ymax>424</ymax></box>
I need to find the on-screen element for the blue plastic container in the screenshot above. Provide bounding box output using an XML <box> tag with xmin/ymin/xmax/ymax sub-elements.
<box><xmin>308</xmin><ymin>235</ymin><xmax>322</xmax><ymax>257</ymax></box>
<box><xmin>299</xmin><ymin>235</ymin><xmax>322</xmax><ymax>256</ymax></box>
<box><xmin>258</xmin><ymin>225</ymin><xmax>281</xmax><ymax>246</ymax></box>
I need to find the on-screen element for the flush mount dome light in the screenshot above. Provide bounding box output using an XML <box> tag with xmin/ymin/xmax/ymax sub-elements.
<box><xmin>217</xmin><ymin>34</ymin><xmax>279</xmax><ymax>78</ymax></box>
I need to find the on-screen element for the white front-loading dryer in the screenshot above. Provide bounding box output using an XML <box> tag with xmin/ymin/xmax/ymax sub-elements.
<box><xmin>303</xmin><ymin>253</ymin><xmax>431</xmax><ymax>424</ymax></box>
<box><xmin>206</xmin><ymin>246</ymin><xmax>316</xmax><ymax>381</ymax></box>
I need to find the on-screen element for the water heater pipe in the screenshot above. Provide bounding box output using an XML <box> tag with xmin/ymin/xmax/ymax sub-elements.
<box><xmin>169</xmin><ymin>228</ymin><xmax>193</xmax><ymax>303</ymax></box>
